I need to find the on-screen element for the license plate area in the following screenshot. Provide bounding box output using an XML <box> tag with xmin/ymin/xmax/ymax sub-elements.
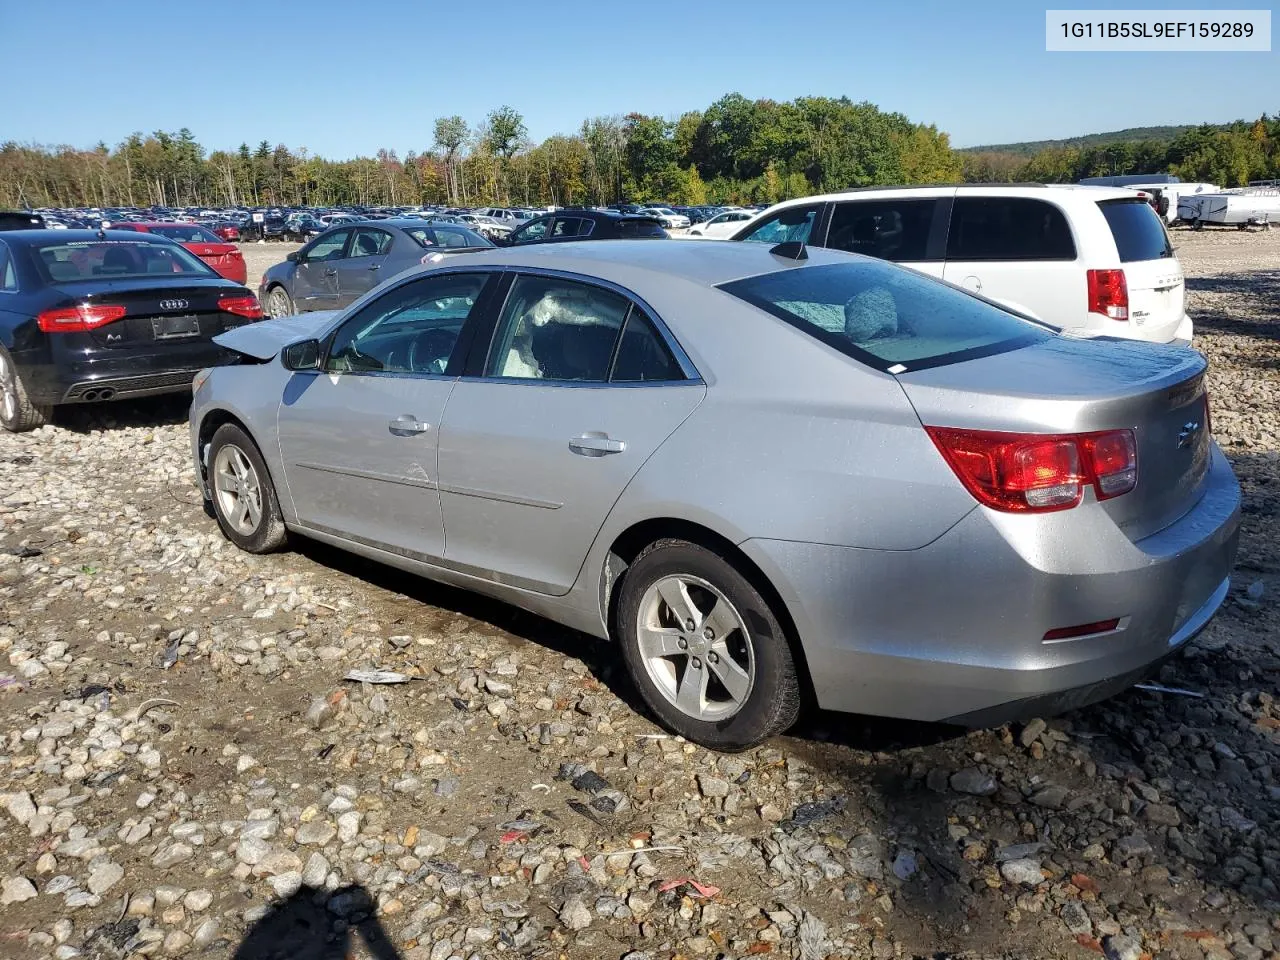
<box><xmin>152</xmin><ymin>314</ymin><xmax>201</xmax><ymax>339</ymax></box>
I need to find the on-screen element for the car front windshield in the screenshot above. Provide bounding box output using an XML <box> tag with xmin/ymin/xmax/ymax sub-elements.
<box><xmin>719</xmin><ymin>259</ymin><xmax>1051</xmax><ymax>372</ymax></box>
<box><xmin>33</xmin><ymin>239</ymin><xmax>218</xmax><ymax>282</ymax></box>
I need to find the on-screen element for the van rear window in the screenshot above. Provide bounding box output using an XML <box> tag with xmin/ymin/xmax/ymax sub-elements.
<box><xmin>1099</xmin><ymin>199</ymin><xmax>1173</xmax><ymax>263</ymax></box>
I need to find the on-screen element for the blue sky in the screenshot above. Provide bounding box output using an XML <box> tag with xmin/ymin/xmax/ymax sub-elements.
<box><xmin>2</xmin><ymin>0</ymin><xmax>1274</xmax><ymax>157</ymax></box>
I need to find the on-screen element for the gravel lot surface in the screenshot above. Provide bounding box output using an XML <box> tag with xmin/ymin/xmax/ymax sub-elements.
<box><xmin>2</xmin><ymin>230</ymin><xmax>1278</xmax><ymax>960</ymax></box>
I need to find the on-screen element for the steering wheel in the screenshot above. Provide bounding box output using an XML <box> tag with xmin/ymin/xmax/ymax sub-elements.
<box><xmin>407</xmin><ymin>328</ymin><xmax>457</xmax><ymax>374</ymax></box>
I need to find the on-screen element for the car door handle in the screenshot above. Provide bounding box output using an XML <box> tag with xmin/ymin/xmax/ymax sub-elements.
<box><xmin>388</xmin><ymin>415</ymin><xmax>431</xmax><ymax>436</ymax></box>
<box><xmin>368</xmin><ymin>263</ymin><xmax>381</xmax><ymax>271</ymax></box>
<box><xmin>323</xmin><ymin>268</ymin><xmax>337</xmax><ymax>276</ymax></box>
<box><xmin>569</xmin><ymin>433</ymin><xmax>626</xmax><ymax>456</ymax></box>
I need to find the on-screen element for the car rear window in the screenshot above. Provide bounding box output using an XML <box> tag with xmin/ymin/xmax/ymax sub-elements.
<box><xmin>1098</xmin><ymin>198</ymin><xmax>1173</xmax><ymax>262</ymax></box>
<box><xmin>719</xmin><ymin>260</ymin><xmax>1050</xmax><ymax>373</ymax></box>
<box><xmin>405</xmin><ymin>226</ymin><xmax>492</xmax><ymax>249</ymax></box>
<box><xmin>31</xmin><ymin>240</ymin><xmax>217</xmax><ymax>283</ymax></box>
<box><xmin>616</xmin><ymin>220</ymin><xmax>666</xmax><ymax>238</ymax></box>
<box><xmin>150</xmin><ymin>225</ymin><xmax>223</xmax><ymax>244</ymax></box>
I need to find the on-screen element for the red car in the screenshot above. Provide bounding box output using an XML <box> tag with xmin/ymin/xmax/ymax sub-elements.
<box><xmin>210</xmin><ymin>221</ymin><xmax>241</xmax><ymax>242</ymax></box>
<box><xmin>107</xmin><ymin>222</ymin><xmax>247</xmax><ymax>284</ymax></box>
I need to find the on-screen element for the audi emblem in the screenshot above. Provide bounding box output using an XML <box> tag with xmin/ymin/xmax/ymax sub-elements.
<box><xmin>159</xmin><ymin>299</ymin><xmax>189</xmax><ymax>311</ymax></box>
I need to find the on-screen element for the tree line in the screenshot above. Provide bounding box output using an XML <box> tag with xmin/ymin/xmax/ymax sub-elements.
<box><xmin>0</xmin><ymin>93</ymin><xmax>960</xmax><ymax>210</ymax></box>
<box><xmin>962</xmin><ymin>116</ymin><xmax>1280</xmax><ymax>188</ymax></box>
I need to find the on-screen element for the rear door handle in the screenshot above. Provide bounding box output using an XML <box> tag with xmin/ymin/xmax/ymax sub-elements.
<box><xmin>569</xmin><ymin>433</ymin><xmax>626</xmax><ymax>456</ymax></box>
<box><xmin>368</xmin><ymin>263</ymin><xmax>381</xmax><ymax>271</ymax></box>
<box><xmin>323</xmin><ymin>268</ymin><xmax>337</xmax><ymax>276</ymax></box>
<box><xmin>389</xmin><ymin>415</ymin><xmax>431</xmax><ymax>436</ymax></box>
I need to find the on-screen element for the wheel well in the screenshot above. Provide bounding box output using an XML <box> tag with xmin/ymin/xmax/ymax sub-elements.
<box><xmin>603</xmin><ymin>518</ymin><xmax>816</xmax><ymax>706</ymax></box>
<box><xmin>197</xmin><ymin>409</ymin><xmax>257</xmax><ymax>484</ymax></box>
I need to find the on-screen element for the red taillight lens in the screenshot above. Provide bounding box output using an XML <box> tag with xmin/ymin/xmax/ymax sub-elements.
<box><xmin>37</xmin><ymin>304</ymin><xmax>127</xmax><ymax>333</ymax></box>
<box><xmin>217</xmin><ymin>295</ymin><xmax>263</xmax><ymax>319</ymax></box>
<box><xmin>1043</xmin><ymin>618</ymin><xmax>1121</xmax><ymax>642</ymax></box>
<box><xmin>1087</xmin><ymin>268</ymin><xmax>1129</xmax><ymax>321</ymax></box>
<box><xmin>927</xmin><ymin>427</ymin><xmax>1137</xmax><ymax>513</ymax></box>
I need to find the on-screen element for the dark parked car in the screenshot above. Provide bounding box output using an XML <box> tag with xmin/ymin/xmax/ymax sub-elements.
<box><xmin>503</xmin><ymin>210</ymin><xmax>668</xmax><ymax>245</ymax></box>
<box><xmin>258</xmin><ymin>219</ymin><xmax>492</xmax><ymax>317</ymax></box>
<box><xmin>284</xmin><ymin>214</ymin><xmax>326</xmax><ymax>243</ymax></box>
<box><xmin>0</xmin><ymin>230</ymin><xmax>263</xmax><ymax>431</ymax></box>
<box><xmin>260</xmin><ymin>216</ymin><xmax>287</xmax><ymax>241</ymax></box>
<box><xmin>0</xmin><ymin>211</ymin><xmax>45</xmax><ymax>231</ymax></box>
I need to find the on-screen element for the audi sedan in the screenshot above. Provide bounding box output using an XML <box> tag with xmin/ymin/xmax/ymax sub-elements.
<box><xmin>258</xmin><ymin>219</ymin><xmax>492</xmax><ymax>318</ymax></box>
<box><xmin>190</xmin><ymin>240</ymin><xmax>1240</xmax><ymax>750</ymax></box>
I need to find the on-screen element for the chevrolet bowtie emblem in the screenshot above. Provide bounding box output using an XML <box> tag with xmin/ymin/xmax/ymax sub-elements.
<box><xmin>1177</xmin><ymin>421</ymin><xmax>1201</xmax><ymax>449</ymax></box>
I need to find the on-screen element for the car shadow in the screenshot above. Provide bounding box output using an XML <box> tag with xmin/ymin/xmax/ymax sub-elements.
<box><xmin>231</xmin><ymin>884</ymin><xmax>402</xmax><ymax>960</ymax></box>
<box><xmin>53</xmin><ymin>394</ymin><xmax>191</xmax><ymax>433</ymax></box>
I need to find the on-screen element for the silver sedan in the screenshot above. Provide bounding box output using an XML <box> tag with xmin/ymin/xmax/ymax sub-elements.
<box><xmin>189</xmin><ymin>240</ymin><xmax>1240</xmax><ymax>750</ymax></box>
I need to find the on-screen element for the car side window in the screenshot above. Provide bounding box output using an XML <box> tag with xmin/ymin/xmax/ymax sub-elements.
<box><xmin>577</xmin><ymin>218</ymin><xmax>596</xmax><ymax>238</ymax></box>
<box><xmin>551</xmin><ymin>218</ymin><xmax>582</xmax><ymax>238</ymax></box>
<box><xmin>303</xmin><ymin>230</ymin><xmax>351</xmax><ymax>262</ymax></box>
<box><xmin>736</xmin><ymin>204</ymin><xmax>821</xmax><ymax>244</ymax></box>
<box><xmin>485</xmin><ymin>275</ymin><xmax>629</xmax><ymax>382</ymax></box>
<box><xmin>946</xmin><ymin>197</ymin><xmax>1076</xmax><ymax>261</ymax></box>
<box><xmin>610</xmin><ymin>311</ymin><xmax>684</xmax><ymax>382</ymax></box>
<box><xmin>513</xmin><ymin>219</ymin><xmax>549</xmax><ymax>243</ymax></box>
<box><xmin>350</xmin><ymin>228</ymin><xmax>393</xmax><ymax>258</ymax></box>
<box><xmin>825</xmin><ymin>199</ymin><xmax>938</xmax><ymax>262</ymax></box>
<box><xmin>325</xmin><ymin>272</ymin><xmax>490</xmax><ymax>376</ymax></box>
<box><xmin>0</xmin><ymin>244</ymin><xmax>15</xmax><ymax>292</ymax></box>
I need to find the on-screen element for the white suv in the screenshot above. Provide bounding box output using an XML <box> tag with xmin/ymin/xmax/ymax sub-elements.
<box><xmin>730</xmin><ymin>185</ymin><xmax>1193</xmax><ymax>344</ymax></box>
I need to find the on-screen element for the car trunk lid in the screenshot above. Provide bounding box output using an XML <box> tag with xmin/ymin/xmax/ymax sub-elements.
<box><xmin>51</xmin><ymin>280</ymin><xmax>253</xmax><ymax>348</ymax></box>
<box><xmin>897</xmin><ymin>335</ymin><xmax>1211</xmax><ymax>540</ymax></box>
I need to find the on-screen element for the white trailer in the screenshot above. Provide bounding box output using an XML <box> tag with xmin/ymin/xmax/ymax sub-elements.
<box><xmin>1178</xmin><ymin>188</ymin><xmax>1280</xmax><ymax>229</ymax></box>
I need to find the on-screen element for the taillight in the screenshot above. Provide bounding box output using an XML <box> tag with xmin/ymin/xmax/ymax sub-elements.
<box><xmin>217</xmin><ymin>295</ymin><xmax>263</xmax><ymax>319</ymax></box>
<box><xmin>1087</xmin><ymin>268</ymin><xmax>1128</xmax><ymax>321</ymax></box>
<box><xmin>37</xmin><ymin>304</ymin><xmax>127</xmax><ymax>333</ymax></box>
<box><xmin>926</xmin><ymin>427</ymin><xmax>1138</xmax><ymax>513</ymax></box>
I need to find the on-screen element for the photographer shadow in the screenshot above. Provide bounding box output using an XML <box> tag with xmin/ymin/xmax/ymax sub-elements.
<box><xmin>232</xmin><ymin>884</ymin><xmax>402</xmax><ymax>960</ymax></box>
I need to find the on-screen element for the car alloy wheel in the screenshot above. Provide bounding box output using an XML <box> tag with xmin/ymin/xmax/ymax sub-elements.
<box><xmin>636</xmin><ymin>574</ymin><xmax>755</xmax><ymax>721</ymax></box>
<box><xmin>0</xmin><ymin>351</ymin><xmax>17</xmax><ymax>424</ymax></box>
<box><xmin>266</xmin><ymin>287</ymin><xmax>293</xmax><ymax>318</ymax></box>
<box><xmin>212</xmin><ymin>443</ymin><xmax>263</xmax><ymax>536</ymax></box>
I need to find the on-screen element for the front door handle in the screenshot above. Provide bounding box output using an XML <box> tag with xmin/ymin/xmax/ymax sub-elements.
<box><xmin>569</xmin><ymin>433</ymin><xmax>626</xmax><ymax>457</ymax></box>
<box><xmin>368</xmin><ymin>263</ymin><xmax>381</xmax><ymax>271</ymax></box>
<box><xmin>388</xmin><ymin>415</ymin><xmax>431</xmax><ymax>436</ymax></box>
<box><xmin>323</xmin><ymin>268</ymin><xmax>337</xmax><ymax>277</ymax></box>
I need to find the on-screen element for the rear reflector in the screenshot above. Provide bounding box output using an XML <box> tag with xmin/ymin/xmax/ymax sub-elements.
<box><xmin>217</xmin><ymin>295</ymin><xmax>263</xmax><ymax>319</ymax></box>
<box><xmin>37</xmin><ymin>304</ymin><xmax>127</xmax><ymax>333</ymax></box>
<box><xmin>926</xmin><ymin>427</ymin><xmax>1138</xmax><ymax>513</ymax></box>
<box><xmin>1043</xmin><ymin>618</ymin><xmax>1121</xmax><ymax>642</ymax></box>
<box><xmin>1087</xmin><ymin>268</ymin><xmax>1129</xmax><ymax>321</ymax></box>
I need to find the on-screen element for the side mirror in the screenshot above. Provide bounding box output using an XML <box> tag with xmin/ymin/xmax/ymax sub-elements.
<box><xmin>281</xmin><ymin>339</ymin><xmax>321</xmax><ymax>371</ymax></box>
<box><xmin>286</xmin><ymin>251</ymin><xmax>299</xmax><ymax>263</ymax></box>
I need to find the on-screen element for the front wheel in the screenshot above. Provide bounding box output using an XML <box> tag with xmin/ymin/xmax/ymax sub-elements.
<box><xmin>207</xmin><ymin>423</ymin><xmax>288</xmax><ymax>553</ymax></box>
<box><xmin>0</xmin><ymin>345</ymin><xmax>52</xmax><ymax>433</ymax></box>
<box><xmin>616</xmin><ymin>540</ymin><xmax>801</xmax><ymax>751</ymax></box>
<box><xmin>265</xmin><ymin>285</ymin><xmax>294</xmax><ymax>319</ymax></box>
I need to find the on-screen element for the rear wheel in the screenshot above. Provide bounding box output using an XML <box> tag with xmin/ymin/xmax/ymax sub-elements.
<box><xmin>617</xmin><ymin>539</ymin><xmax>801</xmax><ymax>751</ymax></box>
<box><xmin>265</xmin><ymin>285</ymin><xmax>294</xmax><ymax>319</ymax></box>
<box><xmin>0</xmin><ymin>346</ymin><xmax>52</xmax><ymax>433</ymax></box>
<box><xmin>207</xmin><ymin>423</ymin><xmax>288</xmax><ymax>553</ymax></box>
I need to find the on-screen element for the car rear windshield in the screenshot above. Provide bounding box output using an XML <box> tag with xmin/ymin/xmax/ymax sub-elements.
<box><xmin>405</xmin><ymin>225</ymin><xmax>492</xmax><ymax>249</ymax></box>
<box><xmin>32</xmin><ymin>240</ymin><xmax>217</xmax><ymax>283</ymax></box>
<box><xmin>719</xmin><ymin>260</ymin><xmax>1050</xmax><ymax>373</ymax></box>
<box><xmin>150</xmin><ymin>225</ymin><xmax>223</xmax><ymax>244</ymax></box>
<box><xmin>616</xmin><ymin>220</ymin><xmax>666</xmax><ymax>238</ymax></box>
<box><xmin>1098</xmin><ymin>198</ymin><xmax>1173</xmax><ymax>262</ymax></box>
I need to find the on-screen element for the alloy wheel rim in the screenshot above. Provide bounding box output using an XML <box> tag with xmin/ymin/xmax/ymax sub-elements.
<box><xmin>267</xmin><ymin>288</ymin><xmax>292</xmax><ymax>318</ymax></box>
<box><xmin>0</xmin><ymin>353</ymin><xmax>17</xmax><ymax>422</ymax></box>
<box><xmin>637</xmin><ymin>574</ymin><xmax>755</xmax><ymax>722</ymax></box>
<box><xmin>212</xmin><ymin>444</ymin><xmax>263</xmax><ymax>536</ymax></box>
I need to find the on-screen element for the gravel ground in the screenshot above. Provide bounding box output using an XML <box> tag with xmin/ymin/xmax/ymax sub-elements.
<box><xmin>1</xmin><ymin>231</ymin><xmax>1278</xmax><ymax>960</ymax></box>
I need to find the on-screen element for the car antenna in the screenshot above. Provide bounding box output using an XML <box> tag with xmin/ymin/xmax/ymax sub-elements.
<box><xmin>769</xmin><ymin>240</ymin><xmax>807</xmax><ymax>261</ymax></box>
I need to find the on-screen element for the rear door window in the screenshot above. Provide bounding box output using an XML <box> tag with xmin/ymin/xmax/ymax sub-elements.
<box><xmin>1098</xmin><ymin>199</ymin><xmax>1174</xmax><ymax>262</ymax></box>
<box><xmin>616</xmin><ymin>220</ymin><xmax>666</xmax><ymax>238</ymax></box>
<box><xmin>719</xmin><ymin>260</ymin><xmax>1049</xmax><ymax>373</ymax></box>
<box><xmin>551</xmin><ymin>218</ymin><xmax>584</xmax><ymax>238</ymax></box>
<box><xmin>946</xmin><ymin>197</ymin><xmax>1076</xmax><ymax>261</ymax></box>
<box><xmin>611</xmin><ymin>312</ymin><xmax>684</xmax><ymax>382</ymax></box>
<box><xmin>735</xmin><ymin>204</ymin><xmax>821</xmax><ymax>244</ymax></box>
<box><xmin>825</xmin><ymin>199</ymin><xmax>939</xmax><ymax>262</ymax></box>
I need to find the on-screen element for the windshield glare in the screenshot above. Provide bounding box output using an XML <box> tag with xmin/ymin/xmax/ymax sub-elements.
<box><xmin>719</xmin><ymin>260</ymin><xmax>1050</xmax><ymax>372</ymax></box>
<box><xmin>34</xmin><ymin>240</ymin><xmax>218</xmax><ymax>282</ymax></box>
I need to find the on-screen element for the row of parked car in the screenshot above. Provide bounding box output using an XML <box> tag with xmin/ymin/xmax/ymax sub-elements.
<box><xmin>0</xmin><ymin>180</ymin><xmax>1236</xmax><ymax>751</ymax></box>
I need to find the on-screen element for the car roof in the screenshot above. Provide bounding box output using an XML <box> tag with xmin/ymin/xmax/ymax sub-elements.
<box><xmin>414</xmin><ymin>237</ymin><xmax>859</xmax><ymax>287</ymax></box>
<box><xmin>0</xmin><ymin>228</ymin><xmax>180</xmax><ymax>246</ymax></box>
<box><xmin>765</xmin><ymin>182</ymin><xmax>1142</xmax><ymax>206</ymax></box>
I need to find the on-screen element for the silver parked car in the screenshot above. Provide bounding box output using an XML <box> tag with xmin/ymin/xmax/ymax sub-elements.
<box><xmin>190</xmin><ymin>240</ymin><xmax>1240</xmax><ymax>750</ymax></box>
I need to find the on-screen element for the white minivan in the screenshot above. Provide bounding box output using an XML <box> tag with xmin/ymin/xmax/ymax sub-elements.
<box><xmin>730</xmin><ymin>185</ymin><xmax>1193</xmax><ymax>344</ymax></box>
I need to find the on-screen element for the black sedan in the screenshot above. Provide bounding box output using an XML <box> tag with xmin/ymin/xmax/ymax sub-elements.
<box><xmin>258</xmin><ymin>219</ymin><xmax>492</xmax><ymax>317</ymax></box>
<box><xmin>502</xmin><ymin>209</ymin><xmax>668</xmax><ymax>245</ymax></box>
<box><xmin>0</xmin><ymin>230</ymin><xmax>263</xmax><ymax>432</ymax></box>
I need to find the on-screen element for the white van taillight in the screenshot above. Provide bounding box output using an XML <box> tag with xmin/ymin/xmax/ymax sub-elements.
<box><xmin>1087</xmin><ymin>269</ymin><xmax>1129</xmax><ymax>321</ymax></box>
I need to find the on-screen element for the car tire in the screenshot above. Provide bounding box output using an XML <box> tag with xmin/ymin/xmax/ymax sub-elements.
<box><xmin>0</xmin><ymin>345</ymin><xmax>52</xmax><ymax>433</ymax></box>
<box><xmin>265</xmin><ymin>285</ymin><xmax>295</xmax><ymax>319</ymax></box>
<box><xmin>616</xmin><ymin>539</ymin><xmax>801</xmax><ymax>751</ymax></box>
<box><xmin>207</xmin><ymin>423</ymin><xmax>288</xmax><ymax>554</ymax></box>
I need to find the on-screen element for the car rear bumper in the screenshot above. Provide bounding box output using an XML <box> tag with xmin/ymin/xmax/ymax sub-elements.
<box><xmin>740</xmin><ymin>444</ymin><xmax>1240</xmax><ymax>724</ymax></box>
<box><xmin>21</xmin><ymin>338</ymin><xmax>236</xmax><ymax>405</ymax></box>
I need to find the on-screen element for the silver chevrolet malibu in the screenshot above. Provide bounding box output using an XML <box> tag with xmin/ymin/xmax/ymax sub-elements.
<box><xmin>189</xmin><ymin>240</ymin><xmax>1240</xmax><ymax>750</ymax></box>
